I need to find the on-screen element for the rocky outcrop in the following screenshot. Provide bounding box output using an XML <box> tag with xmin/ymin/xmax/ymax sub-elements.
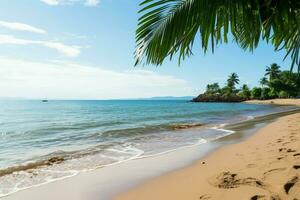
<box><xmin>191</xmin><ymin>94</ymin><xmax>245</xmax><ymax>103</ymax></box>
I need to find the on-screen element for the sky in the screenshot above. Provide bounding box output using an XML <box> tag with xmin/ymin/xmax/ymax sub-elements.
<box><xmin>0</xmin><ymin>0</ymin><xmax>294</xmax><ymax>99</ymax></box>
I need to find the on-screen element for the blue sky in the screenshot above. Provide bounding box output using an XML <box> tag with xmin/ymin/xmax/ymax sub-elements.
<box><xmin>0</xmin><ymin>0</ymin><xmax>293</xmax><ymax>99</ymax></box>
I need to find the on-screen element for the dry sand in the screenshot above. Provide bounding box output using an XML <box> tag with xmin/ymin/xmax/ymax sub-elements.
<box><xmin>117</xmin><ymin>100</ymin><xmax>300</xmax><ymax>200</ymax></box>
<box><xmin>2</xmin><ymin>99</ymin><xmax>299</xmax><ymax>200</ymax></box>
<box><xmin>245</xmin><ymin>98</ymin><xmax>300</xmax><ymax>107</ymax></box>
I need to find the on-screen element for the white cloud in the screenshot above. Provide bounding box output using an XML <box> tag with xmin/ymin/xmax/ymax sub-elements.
<box><xmin>0</xmin><ymin>20</ymin><xmax>46</xmax><ymax>34</ymax></box>
<box><xmin>41</xmin><ymin>0</ymin><xmax>99</xmax><ymax>6</ymax></box>
<box><xmin>0</xmin><ymin>34</ymin><xmax>80</xmax><ymax>57</ymax></box>
<box><xmin>41</xmin><ymin>0</ymin><xmax>59</xmax><ymax>5</ymax></box>
<box><xmin>0</xmin><ymin>57</ymin><xmax>193</xmax><ymax>99</ymax></box>
<box><xmin>84</xmin><ymin>0</ymin><xmax>100</xmax><ymax>6</ymax></box>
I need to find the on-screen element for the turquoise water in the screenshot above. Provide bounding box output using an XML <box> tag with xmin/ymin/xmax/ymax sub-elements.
<box><xmin>0</xmin><ymin>100</ymin><xmax>296</xmax><ymax>196</ymax></box>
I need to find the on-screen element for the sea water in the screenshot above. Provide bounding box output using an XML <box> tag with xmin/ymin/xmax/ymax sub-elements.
<box><xmin>0</xmin><ymin>100</ymin><xmax>297</xmax><ymax>196</ymax></box>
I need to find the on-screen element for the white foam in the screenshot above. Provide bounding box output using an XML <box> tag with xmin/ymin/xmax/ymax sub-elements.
<box><xmin>211</xmin><ymin>127</ymin><xmax>235</xmax><ymax>134</ymax></box>
<box><xmin>0</xmin><ymin>170</ymin><xmax>79</xmax><ymax>198</ymax></box>
<box><xmin>138</xmin><ymin>138</ymin><xmax>208</xmax><ymax>159</ymax></box>
<box><xmin>0</xmin><ymin>141</ymin><xmax>208</xmax><ymax>198</ymax></box>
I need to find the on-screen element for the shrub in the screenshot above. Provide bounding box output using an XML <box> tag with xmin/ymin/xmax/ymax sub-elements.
<box><xmin>279</xmin><ymin>91</ymin><xmax>288</xmax><ymax>98</ymax></box>
<box><xmin>268</xmin><ymin>88</ymin><xmax>278</xmax><ymax>99</ymax></box>
<box><xmin>251</xmin><ymin>87</ymin><xmax>262</xmax><ymax>99</ymax></box>
<box><xmin>261</xmin><ymin>87</ymin><xmax>271</xmax><ymax>99</ymax></box>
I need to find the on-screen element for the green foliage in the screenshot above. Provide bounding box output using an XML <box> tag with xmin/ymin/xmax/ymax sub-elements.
<box><xmin>268</xmin><ymin>88</ymin><xmax>278</xmax><ymax>99</ymax></box>
<box><xmin>227</xmin><ymin>73</ymin><xmax>239</xmax><ymax>93</ymax></box>
<box><xmin>251</xmin><ymin>87</ymin><xmax>262</xmax><ymax>99</ymax></box>
<box><xmin>259</xmin><ymin>77</ymin><xmax>268</xmax><ymax>87</ymax></box>
<box><xmin>261</xmin><ymin>87</ymin><xmax>271</xmax><ymax>100</ymax></box>
<box><xmin>269</xmin><ymin>70</ymin><xmax>300</xmax><ymax>97</ymax></box>
<box><xmin>135</xmin><ymin>0</ymin><xmax>300</xmax><ymax>71</ymax></box>
<box><xmin>265</xmin><ymin>63</ymin><xmax>281</xmax><ymax>81</ymax></box>
<box><xmin>205</xmin><ymin>83</ymin><xmax>220</xmax><ymax>95</ymax></box>
<box><xmin>196</xmin><ymin>63</ymin><xmax>299</xmax><ymax>102</ymax></box>
<box><xmin>220</xmin><ymin>86</ymin><xmax>229</xmax><ymax>95</ymax></box>
<box><xmin>279</xmin><ymin>91</ymin><xmax>288</xmax><ymax>98</ymax></box>
<box><xmin>239</xmin><ymin>84</ymin><xmax>251</xmax><ymax>99</ymax></box>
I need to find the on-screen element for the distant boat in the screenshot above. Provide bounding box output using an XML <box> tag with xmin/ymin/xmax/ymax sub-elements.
<box><xmin>42</xmin><ymin>100</ymin><xmax>48</xmax><ymax>102</ymax></box>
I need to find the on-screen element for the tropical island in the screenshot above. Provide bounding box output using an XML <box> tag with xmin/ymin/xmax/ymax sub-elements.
<box><xmin>192</xmin><ymin>63</ymin><xmax>300</xmax><ymax>102</ymax></box>
<box><xmin>1</xmin><ymin>1</ymin><xmax>300</xmax><ymax>200</ymax></box>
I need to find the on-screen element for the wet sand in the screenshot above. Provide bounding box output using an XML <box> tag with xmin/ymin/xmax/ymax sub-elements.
<box><xmin>116</xmin><ymin>100</ymin><xmax>300</xmax><ymax>200</ymax></box>
<box><xmin>2</xmin><ymin>100</ymin><xmax>300</xmax><ymax>200</ymax></box>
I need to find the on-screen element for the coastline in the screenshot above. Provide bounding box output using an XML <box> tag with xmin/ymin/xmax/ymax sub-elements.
<box><xmin>245</xmin><ymin>98</ymin><xmax>300</xmax><ymax>106</ymax></box>
<box><xmin>116</xmin><ymin>99</ymin><xmax>300</xmax><ymax>200</ymax></box>
<box><xmin>1</xmin><ymin>100</ymin><xmax>299</xmax><ymax>200</ymax></box>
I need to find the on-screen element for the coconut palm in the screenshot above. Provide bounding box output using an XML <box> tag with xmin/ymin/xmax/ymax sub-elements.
<box><xmin>240</xmin><ymin>84</ymin><xmax>251</xmax><ymax>99</ymax></box>
<box><xmin>260</xmin><ymin>77</ymin><xmax>268</xmax><ymax>88</ymax></box>
<box><xmin>265</xmin><ymin>63</ymin><xmax>281</xmax><ymax>81</ymax></box>
<box><xmin>206</xmin><ymin>83</ymin><xmax>220</xmax><ymax>94</ymax></box>
<box><xmin>227</xmin><ymin>73</ymin><xmax>239</xmax><ymax>92</ymax></box>
<box><xmin>135</xmin><ymin>0</ymin><xmax>300</xmax><ymax>71</ymax></box>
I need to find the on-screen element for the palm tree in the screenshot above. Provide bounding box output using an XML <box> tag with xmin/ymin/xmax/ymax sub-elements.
<box><xmin>206</xmin><ymin>83</ymin><xmax>220</xmax><ymax>94</ymax></box>
<box><xmin>135</xmin><ymin>0</ymin><xmax>300</xmax><ymax>71</ymax></box>
<box><xmin>260</xmin><ymin>77</ymin><xmax>268</xmax><ymax>88</ymax></box>
<box><xmin>240</xmin><ymin>84</ymin><xmax>251</xmax><ymax>99</ymax></box>
<box><xmin>227</xmin><ymin>73</ymin><xmax>239</xmax><ymax>93</ymax></box>
<box><xmin>265</xmin><ymin>63</ymin><xmax>281</xmax><ymax>81</ymax></box>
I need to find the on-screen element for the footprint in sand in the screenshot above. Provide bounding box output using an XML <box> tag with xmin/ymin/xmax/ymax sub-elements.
<box><xmin>287</xmin><ymin>149</ymin><xmax>296</xmax><ymax>153</ymax></box>
<box><xmin>247</xmin><ymin>163</ymin><xmax>256</xmax><ymax>168</ymax></box>
<box><xmin>250</xmin><ymin>194</ymin><xmax>281</xmax><ymax>200</ymax></box>
<box><xmin>283</xmin><ymin>176</ymin><xmax>298</xmax><ymax>194</ymax></box>
<box><xmin>199</xmin><ymin>194</ymin><xmax>211</xmax><ymax>199</ymax></box>
<box><xmin>282</xmin><ymin>142</ymin><xmax>291</xmax><ymax>146</ymax></box>
<box><xmin>293</xmin><ymin>165</ymin><xmax>300</xmax><ymax>170</ymax></box>
<box><xmin>278</xmin><ymin>147</ymin><xmax>286</xmax><ymax>152</ymax></box>
<box><xmin>250</xmin><ymin>195</ymin><xmax>265</xmax><ymax>200</ymax></box>
<box><xmin>263</xmin><ymin>168</ymin><xmax>286</xmax><ymax>177</ymax></box>
<box><xmin>210</xmin><ymin>172</ymin><xmax>265</xmax><ymax>189</ymax></box>
<box><xmin>277</xmin><ymin>157</ymin><xmax>285</xmax><ymax>160</ymax></box>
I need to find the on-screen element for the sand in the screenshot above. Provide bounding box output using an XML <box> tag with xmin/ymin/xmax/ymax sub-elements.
<box><xmin>2</xmin><ymin>99</ymin><xmax>300</xmax><ymax>200</ymax></box>
<box><xmin>245</xmin><ymin>98</ymin><xmax>300</xmax><ymax>107</ymax></box>
<box><xmin>117</xmin><ymin>100</ymin><xmax>300</xmax><ymax>200</ymax></box>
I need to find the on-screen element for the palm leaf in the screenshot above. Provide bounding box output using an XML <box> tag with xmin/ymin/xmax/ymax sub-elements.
<box><xmin>135</xmin><ymin>0</ymin><xmax>300</xmax><ymax>71</ymax></box>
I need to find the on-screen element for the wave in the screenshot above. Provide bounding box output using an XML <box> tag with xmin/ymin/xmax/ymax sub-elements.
<box><xmin>168</xmin><ymin>123</ymin><xmax>204</xmax><ymax>130</ymax></box>
<box><xmin>211</xmin><ymin>127</ymin><xmax>235</xmax><ymax>134</ymax></box>
<box><xmin>99</xmin><ymin>121</ymin><xmax>205</xmax><ymax>138</ymax></box>
<box><xmin>0</xmin><ymin>143</ymin><xmax>145</xmax><ymax>197</ymax></box>
<box><xmin>0</xmin><ymin>157</ymin><xmax>65</xmax><ymax>177</ymax></box>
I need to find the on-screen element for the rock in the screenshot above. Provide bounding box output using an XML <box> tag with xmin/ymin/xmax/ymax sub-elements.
<box><xmin>191</xmin><ymin>94</ymin><xmax>245</xmax><ymax>103</ymax></box>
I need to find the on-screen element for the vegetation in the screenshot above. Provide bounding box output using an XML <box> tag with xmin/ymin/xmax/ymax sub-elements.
<box><xmin>192</xmin><ymin>63</ymin><xmax>300</xmax><ymax>102</ymax></box>
<box><xmin>135</xmin><ymin>0</ymin><xmax>300</xmax><ymax>71</ymax></box>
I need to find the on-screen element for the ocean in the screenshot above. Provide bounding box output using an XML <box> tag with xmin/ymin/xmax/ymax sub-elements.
<box><xmin>0</xmin><ymin>100</ymin><xmax>297</xmax><ymax>196</ymax></box>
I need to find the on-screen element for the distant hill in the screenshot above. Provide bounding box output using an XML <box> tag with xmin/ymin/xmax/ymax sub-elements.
<box><xmin>140</xmin><ymin>96</ymin><xmax>194</xmax><ymax>100</ymax></box>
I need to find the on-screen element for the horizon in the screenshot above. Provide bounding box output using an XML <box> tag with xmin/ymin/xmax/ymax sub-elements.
<box><xmin>0</xmin><ymin>95</ymin><xmax>195</xmax><ymax>101</ymax></box>
<box><xmin>0</xmin><ymin>1</ymin><xmax>294</xmax><ymax>100</ymax></box>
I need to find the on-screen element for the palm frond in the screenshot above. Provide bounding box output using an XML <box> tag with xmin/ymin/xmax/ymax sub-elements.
<box><xmin>135</xmin><ymin>0</ymin><xmax>300</xmax><ymax>71</ymax></box>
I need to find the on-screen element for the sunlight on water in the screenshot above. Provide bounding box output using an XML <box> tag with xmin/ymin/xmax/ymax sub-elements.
<box><xmin>0</xmin><ymin>100</ymin><xmax>296</xmax><ymax>196</ymax></box>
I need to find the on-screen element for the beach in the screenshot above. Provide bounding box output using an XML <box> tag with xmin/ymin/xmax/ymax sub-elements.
<box><xmin>1</xmin><ymin>0</ymin><xmax>300</xmax><ymax>199</ymax></box>
<box><xmin>245</xmin><ymin>99</ymin><xmax>300</xmax><ymax>106</ymax></box>
<box><xmin>1</xmin><ymin>100</ymin><xmax>299</xmax><ymax>200</ymax></box>
<box><xmin>116</xmin><ymin>99</ymin><xmax>300</xmax><ymax>200</ymax></box>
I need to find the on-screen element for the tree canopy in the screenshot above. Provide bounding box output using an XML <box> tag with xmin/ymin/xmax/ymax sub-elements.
<box><xmin>135</xmin><ymin>0</ymin><xmax>300</xmax><ymax>71</ymax></box>
<box><xmin>194</xmin><ymin>63</ymin><xmax>300</xmax><ymax>102</ymax></box>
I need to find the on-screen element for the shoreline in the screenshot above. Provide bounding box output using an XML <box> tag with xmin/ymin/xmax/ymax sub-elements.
<box><xmin>244</xmin><ymin>98</ymin><xmax>300</xmax><ymax>106</ymax></box>
<box><xmin>1</xmin><ymin>100</ymin><xmax>299</xmax><ymax>200</ymax></box>
<box><xmin>116</xmin><ymin>99</ymin><xmax>300</xmax><ymax>200</ymax></box>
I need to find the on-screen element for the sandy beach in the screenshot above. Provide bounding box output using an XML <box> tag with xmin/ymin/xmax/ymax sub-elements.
<box><xmin>1</xmin><ymin>100</ymin><xmax>299</xmax><ymax>200</ymax></box>
<box><xmin>245</xmin><ymin>98</ymin><xmax>300</xmax><ymax>106</ymax></box>
<box><xmin>117</xmin><ymin>99</ymin><xmax>300</xmax><ymax>200</ymax></box>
